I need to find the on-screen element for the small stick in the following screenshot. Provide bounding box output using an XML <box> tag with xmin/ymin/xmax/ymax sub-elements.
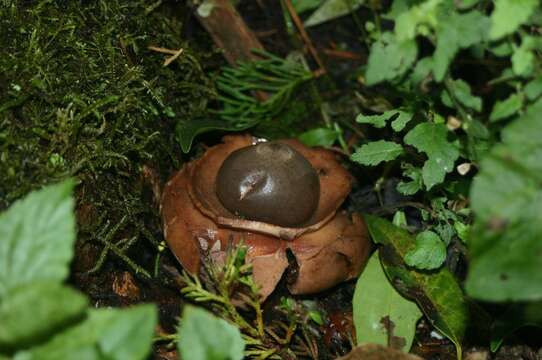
<box><xmin>282</xmin><ymin>0</ymin><xmax>326</xmax><ymax>74</ymax></box>
<box><xmin>147</xmin><ymin>46</ymin><xmax>184</xmax><ymax>66</ymax></box>
<box><xmin>147</xmin><ymin>46</ymin><xmax>178</xmax><ymax>55</ymax></box>
<box><xmin>163</xmin><ymin>48</ymin><xmax>184</xmax><ymax>66</ymax></box>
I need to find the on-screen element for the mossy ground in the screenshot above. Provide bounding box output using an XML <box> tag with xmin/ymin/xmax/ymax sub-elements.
<box><xmin>0</xmin><ymin>1</ymin><xmax>215</xmax><ymax>280</ymax></box>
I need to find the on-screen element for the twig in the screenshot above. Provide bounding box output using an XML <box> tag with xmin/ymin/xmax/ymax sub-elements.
<box><xmin>282</xmin><ymin>0</ymin><xmax>326</xmax><ymax>74</ymax></box>
<box><xmin>148</xmin><ymin>46</ymin><xmax>184</xmax><ymax>66</ymax></box>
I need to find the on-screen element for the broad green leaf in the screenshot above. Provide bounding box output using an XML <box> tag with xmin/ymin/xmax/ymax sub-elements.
<box><xmin>351</xmin><ymin>141</ymin><xmax>404</xmax><ymax>166</ymax></box>
<box><xmin>404</xmin><ymin>231</ymin><xmax>446</xmax><ymax>270</ymax></box>
<box><xmin>178</xmin><ymin>305</ymin><xmax>245</xmax><ymax>360</ymax></box>
<box><xmin>490</xmin><ymin>301</ymin><xmax>542</xmax><ymax>352</ymax></box>
<box><xmin>15</xmin><ymin>305</ymin><xmax>157</xmax><ymax>360</ymax></box>
<box><xmin>433</xmin><ymin>11</ymin><xmax>489</xmax><ymax>81</ymax></box>
<box><xmin>395</xmin><ymin>0</ymin><xmax>443</xmax><ymax>41</ymax></box>
<box><xmin>298</xmin><ymin>127</ymin><xmax>339</xmax><ymax>147</ymax></box>
<box><xmin>489</xmin><ymin>93</ymin><xmax>523</xmax><ymax>122</ymax></box>
<box><xmin>466</xmin><ymin>99</ymin><xmax>542</xmax><ymax>301</ymax></box>
<box><xmin>0</xmin><ymin>282</ymin><xmax>87</xmax><ymax>349</ymax></box>
<box><xmin>0</xmin><ymin>180</ymin><xmax>75</xmax><ymax>299</ymax></box>
<box><xmin>442</xmin><ymin>79</ymin><xmax>482</xmax><ymax>112</ymax></box>
<box><xmin>524</xmin><ymin>76</ymin><xmax>542</xmax><ymax>100</ymax></box>
<box><xmin>353</xmin><ymin>251</ymin><xmax>422</xmax><ymax>351</ymax></box>
<box><xmin>489</xmin><ymin>0</ymin><xmax>538</xmax><ymax>40</ymax></box>
<box><xmin>304</xmin><ymin>0</ymin><xmax>365</xmax><ymax>27</ymax></box>
<box><xmin>404</xmin><ymin>123</ymin><xmax>460</xmax><ymax>190</ymax></box>
<box><xmin>291</xmin><ymin>0</ymin><xmax>325</xmax><ymax>14</ymax></box>
<box><xmin>365</xmin><ymin>33</ymin><xmax>418</xmax><ymax>86</ymax></box>
<box><xmin>175</xmin><ymin>119</ymin><xmax>255</xmax><ymax>153</ymax></box>
<box><xmin>365</xmin><ymin>215</ymin><xmax>468</xmax><ymax>360</ymax></box>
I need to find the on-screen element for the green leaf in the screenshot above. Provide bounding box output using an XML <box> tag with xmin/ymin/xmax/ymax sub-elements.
<box><xmin>404</xmin><ymin>231</ymin><xmax>446</xmax><ymax>270</ymax></box>
<box><xmin>466</xmin><ymin>99</ymin><xmax>542</xmax><ymax>301</ymax></box>
<box><xmin>524</xmin><ymin>76</ymin><xmax>542</xmax><ymax>100</ymax></box>
<box><xmin>397</xmin><ymin>164</ymin><xmax>423</xmax><ymax>195</ymax></box>
<box><xmin>291</xmin><ymin>0</ymin><xmax>325</xmax><ymax>14</ymax></box>
<box><xmin>394</xmin><ymin>0</ymin><xmax>443</xmax><ymax>41</ymax></box>
<box><xmin>489</xmin><ymin>93</ymin><xmax>523</xmax><ymax>122</ymax></box>
<box><xmin>353</xmin><ymin>251</ymin><xmax>422</xmax><ymax>351</ymax></box>
<box><xmin>404</xmin><ymin>123</ymin><xmax>460</xmax><ymax>190</ymax></box>
<box><xmin>442</xmin><ymin>78</ymin><xmax>482</xmax><ymax>112</ymax></box>
<box><xmin>408</xmin><ymin>57</ymin><xmax>433</xmax><ymax>88</ymax></box>
<box><xmin>433</xmin><ymin>11</ymin><xmax>489</xmax><ymax>81</ymax></box>
<box><xmin>511</xmin><ymin>36</ymin><xmax>537</xmax><ymax>77</ymax></box>
<box><xmin>490</xmin><ymin>301</ymin><xmax>542</xmax><ymax>352</ymax></box>
<box><xmin>365</xmin><ymin>33</ymin><xmax>418</xmax><ymax>86</ymax></box>
<box><xmin>355</xmin><ymin>110</ymin><xmax>396</xmax><ymax>128</ymax></box>
<box><xmin>15</xmin><ymin>305</ymin><xmax>157</xmax><ymax>360</ymax></box>
<box><xmin>178</xmin><ymin>305</ymin><xmax>245</xmax><ymax>360</ymax></box>
<box><xmin>0</xmin><ymin>282</ymin><xmax>87</xmax><ymax>349</ymax></box>
<box><xmin>489</xmin><ymin>0</ymin><xmax>538</xmax><ymax>40</ymax></box>
<box><xmin>391</xmin><ymin>110</ymin><xmax>414</xmax><ymax>132</ymax></box>
<box><xmin>351</xmin><ymin>141</ymin><xmax>404</xmax><ymax>166</ymax></box>
<box><xmin>175</xmin><ymin>119</ymin><xmax>255</xmax><ymax>153</ymax></box>
<box><xmin>304</xmin><ymin>0</ymin><xmax>365</xmax><ymax>27</ymax></box>
<box><xmin>356</xmin><ymin>109</ymin><xmax>413</xmax><ymax>131</ymax></box>
<box><xmin>365</xmin><ymin>215</ymin><xmax>468</xmax><ymax>360</ymax></box>
<box><xmin>298</xmin><ymin>127</ymin><xmax>339</xmax><ymax>147</ymax></box>
<box><xmin>0</xmin><ymin>180</ymin><xmax>75</xmax><ymax>299</ymax></box>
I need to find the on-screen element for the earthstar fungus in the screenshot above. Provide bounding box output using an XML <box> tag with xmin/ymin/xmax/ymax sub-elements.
<box><xmin>161</xmin><ymin>134</ymin><xmax>370</xmax><ymax>300</ymax></box>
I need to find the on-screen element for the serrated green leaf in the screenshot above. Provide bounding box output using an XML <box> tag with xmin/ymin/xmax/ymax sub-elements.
<box><xmin>404</xmin><ymin>123</ymin><xmax>460</xmax><ymax>190</ymax></box>
<box><xmin>466</xmin><ymin>99</ymin><xmax>542</xmax><ymax>301</ymax></box>
<box><xmin>15</xmin><ymin>305</ymin><xmax>157</xmax><ymax>360</ymax></box>
<box><xmin>351</xmin><ymin>141</ymin><xmax>404</xmax><ymax>166</ymax></box>
<box><xmin>356</xmin><ymin>109</ymin><xmax>412</xmax><ymax>131</ymax></box>
<box><xmin>0</xmin><ymin>180</ymin><xmax>75</xmax><ymax>299</ymax></box>
<box><xmin>404</xmin><ymin>231</ymin><xmax>446</xmax><ymax>270</ymax></box>
<box><xmin>178</xmin><ymin>305</ymin><xmax>245</xmax><ymax>360</ymax></box>
<box><xmin>365</xmin><ymin>32</ymin><xmax>418</xmax><ymax>86</ymax></box>
<box><xmin>365</xmin><ymin>215</ymin><xmax>468</xmax><ymax>360</ymax></box>
<box><xmin>356</xmin><ymin>110</ymin><xmax>397</xmax><ymax>128</ymax></box>
<box><xmin>298</xmin><ymin>127</ymin><xmax>339</xmax><ymax>147</ymax></box>
<box><xmin>489</xmin><ymin>0</ymin><xmax>538</xmax><ymax>40</ymax></box>
<box><xmin>304</xmin><ymin>0</ymin><xmax>365</xmax><ymax>27</ymax></box>
<box><xmin>433</xmin><ymin>10</ymin><xmax>489</xmax><ymax>81</ymax></box>
<box><xmin>0</xmin><ymin>282</ymin><xmax>87</xmax><ymax>349</ymax></box>
<box><xmin>442</xmin><ymin>78</ymin><xmax>482</xmax><ymax>112</ymax></box>
<box><xmin>353</xmin><ymin>251</ymin><xmax>422</xmax><ymax>351</ymax></box>
<box><xmin>489</xmin><ymin>93</ymin><xmax>523</xmax><ymax>122</ymax></box>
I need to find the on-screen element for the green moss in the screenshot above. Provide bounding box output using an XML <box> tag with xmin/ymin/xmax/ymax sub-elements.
<box><xmin>0</xmin><ymin>0</ymin><xmax>214</xmax><ymax>275</ymax></box>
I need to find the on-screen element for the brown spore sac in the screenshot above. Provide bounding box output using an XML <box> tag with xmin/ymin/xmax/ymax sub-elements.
<box><xmin>216</xmin><ymin>141</ymin><xmax>320</xmax><ymax>227</ymax></box>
